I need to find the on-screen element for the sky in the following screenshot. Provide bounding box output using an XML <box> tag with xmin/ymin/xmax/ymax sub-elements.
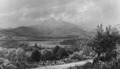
<box><xmin>0</xmin><ymin>0</ymin><xmax>120</xmax><ymax>28</ymax></box>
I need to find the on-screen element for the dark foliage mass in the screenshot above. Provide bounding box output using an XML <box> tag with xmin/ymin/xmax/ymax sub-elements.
<box><xmin>30</xmin><ymin>49</ymin><xmax>41</xmax><ymax>62</ymax></box>
<box><xmin>53</xmin><ymin>45</ymin><xmax>60</xmax><ymax>54</ymax></box>
<box><xmin>88</xmin><ymin>25</ymin><xmax>120</xmax><ymax>64</ymax></box>
<box><xmin>41</xmin><ymin>50</ymin><xmax>55</xmax><ymax>60</ymax></box>
<box><xmin>56</xmin><ymin>48</ymin><xmax>69</xmax><ymax>59</ymax></box>
<box><xmin>53</xmin><ymin>46</ymin><xmax>69</xmax><ymax>59</ymax></box>
<box><xmin>28</xmin><ymin>45</ymin><xmax>70</xmax><ymax>61</ymax></box>
<box><xmin>68</xmin><ymin>25</ymin><xmax>120</xmax><ymax>69</ymax></box>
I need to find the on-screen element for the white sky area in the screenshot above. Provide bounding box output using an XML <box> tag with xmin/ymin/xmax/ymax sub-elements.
<box><xmin>0</xmin><ymin>0</ymin><xmax>119</xmax><ymax>28</ymax></box>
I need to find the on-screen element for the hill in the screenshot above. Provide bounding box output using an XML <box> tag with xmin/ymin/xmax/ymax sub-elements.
<box><xmin>0</xmin><ymin>19</ymin><xmax>89</xmax><ymax>40</ymax></box>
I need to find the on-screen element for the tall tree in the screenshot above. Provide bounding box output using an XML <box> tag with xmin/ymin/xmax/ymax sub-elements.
<box><xmin>89</xmin><ymin>25</ymin><xmax>120</xmax><ymax>62</ymax></box>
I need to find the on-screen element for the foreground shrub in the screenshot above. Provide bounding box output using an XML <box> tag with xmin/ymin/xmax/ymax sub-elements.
<box><xmin>0</xmin><ymin>57</ymin><xmax>17</xmax><ymax>69</ymax></box>
<box><xmin>6</xmin><ymin>49</ymin><xmax>16</xmax><ymax>62</ymax></box>
<box><xmin>69</xmin><ymin>51</ymin><xmax>85</xmax><ymax>60</ymax></box>
<box><xmin>6</xmin><ymin>48</ymin><xmax>28</xmax><ymax>69</ymax></box>
<box><xmin>0</xmin><ymin>47</ymin><xmax>8</xmax><ymax>58</ymax></box>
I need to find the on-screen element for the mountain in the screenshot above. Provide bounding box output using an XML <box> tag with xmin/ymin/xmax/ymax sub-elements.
<box><xmin>0</xmin><ymin>19</ymin><xmax>89</xmax><ymax>40</ymax></box>
<box><xmin>31</xmin><ymin>19</ymin><xmax>87</xmax><ymax>37</ymax></box>
<box><xmin>0</xmin><ymin>27</ymin><xmax>42</xmax><ymax>40</ymax></box>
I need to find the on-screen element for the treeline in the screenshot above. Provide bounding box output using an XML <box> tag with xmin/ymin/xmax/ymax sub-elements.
<box><xmin>0</xmin><ymin>44</ymin><xmax>73</xmax><ymax>69</ymax></box>
<box><xmin>29</xmin><ymin>45</ymin><xmax>70</xmax><ymax>62</ymax></box>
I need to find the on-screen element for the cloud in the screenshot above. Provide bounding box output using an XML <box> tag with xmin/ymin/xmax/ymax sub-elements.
<box><xmin>0</xmin><ymin>0</ymin><xmax>119</xmax><ymax>28</ymax></box>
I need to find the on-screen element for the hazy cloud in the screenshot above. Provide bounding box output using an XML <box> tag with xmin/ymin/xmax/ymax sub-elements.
<box><xmin>0</xmin><ymin>0</ymin><xmax>119</xmax><ymax>28</ymax></box>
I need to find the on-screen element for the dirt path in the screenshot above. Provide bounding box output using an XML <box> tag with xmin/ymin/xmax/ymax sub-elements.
<box><xmin>34</xmin><ymin>59</ymin><xmax>93</xmax><ymax>69</ymax></box>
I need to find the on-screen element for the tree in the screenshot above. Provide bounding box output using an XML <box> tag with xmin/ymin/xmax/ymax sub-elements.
<box><xmin>6</xmin><ymin>48</ymin><xmax>27</xmax><ymax>69</ymax></box>
<box><xmin>30</xmin><ymin>49</ymin><xmax>41</xmax><ymax>62</ymax></box>
<box><xmin>53</xmin><ymin>45</ymin><xmax>60</xmax><ymax>54</ymax></box>
<box><xmin>6</xmin><ymin>49</ymin><xmax>16</xmax><ymax>62</ymax></box>
<box><xmin>41</xmin><ymin>50</ymin><xmax>55</xmax><ymax>60</ymax></box>
<box><xmin>15</xmin><ymin>48</ymin><xmax>27</xmax><ymax>69</ymax></box>
<box><xmin>15</xmin><ymin>48</ymin><xmax>27</xmax><ymax>62</ymax></box>
<box><xmin>34</xmin><ymin>43</ymin><xmax>38</xmax><ymax>48</ymax></box>
<box><xmin>56</xmin><ymin>48</ymin><xmax>69</xmax><ymax>59</ymax></box>
<box><xmin>52</xmin><ymin>45</ymin><xmax>69</xmax><ymax>59</ymax></box>
<box><xmin>89</xmin><ymin>25</ymin><xmax>120</xmax><ymax>63</ymax></box>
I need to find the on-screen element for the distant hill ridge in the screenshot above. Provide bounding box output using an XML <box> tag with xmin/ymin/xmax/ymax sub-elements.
<box><xmin>0</xmin><ymin>19</ymin><xmax>89</xmax><ymax>40</ymax></box>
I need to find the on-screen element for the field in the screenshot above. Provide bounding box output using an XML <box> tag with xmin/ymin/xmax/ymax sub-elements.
<box><xmin>0</xmin><ymin>38</ymin><xmax>72</xmax><ymax>49</ymax></box>
<box><xmin>23</xmin><ymin>40</ymin><xmax>70</xmax><ymax>48</ymax></box>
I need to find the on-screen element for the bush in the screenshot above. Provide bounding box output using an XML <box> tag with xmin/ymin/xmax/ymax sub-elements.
<box><xmin>0</xmin><ymin>47</ymin><xmax>8</xmax><ymax>58</ymax></box>
<box><xmin>56</xmin><ymin>48</ymin><xmax>69</xmax><ymax>59</ymax></box>
<box><xmin>69</xmin><ymin>51</ymin><xmax>85</xmax><ymax>60</ymax></box>
<box><xmin>6</xmin><ymin>49</ymin><xmax>16</xmax><ymax>62</ymax></box>
<box><xmin>6</xmin><ymin>48</ymin><xmax>28</xmax><ymax>69</ymax></box>
<box><xmin>65</xmin><ymin>49</ymin><xmax>74</xmax><ymax>55</ymax></box>
<box><xmin>41</xmin><ymin>50</ymin><xmax>55</xmax><ymax>60</ymax></box>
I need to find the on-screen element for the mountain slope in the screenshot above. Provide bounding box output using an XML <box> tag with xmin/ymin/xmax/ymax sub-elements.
<box><xmin>0</xmin><ymin>19</ymin><xmax>88</xmax><ymax>40</ymax></box>
<box><xmin>31</xmin><ymin>19</ymin><xmax>87</xmax><ymax>37</ymax></box>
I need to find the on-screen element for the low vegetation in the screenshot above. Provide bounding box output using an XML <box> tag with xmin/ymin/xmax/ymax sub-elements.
<box><xmin>68</xmin><ymin>25</ymin><xmax>120</xmax><ymax>69</ymax></box>
<box><xmin>0</xmin><ymin>24</ymin><xmax>120</xmax><ymax>69</ymax></box>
